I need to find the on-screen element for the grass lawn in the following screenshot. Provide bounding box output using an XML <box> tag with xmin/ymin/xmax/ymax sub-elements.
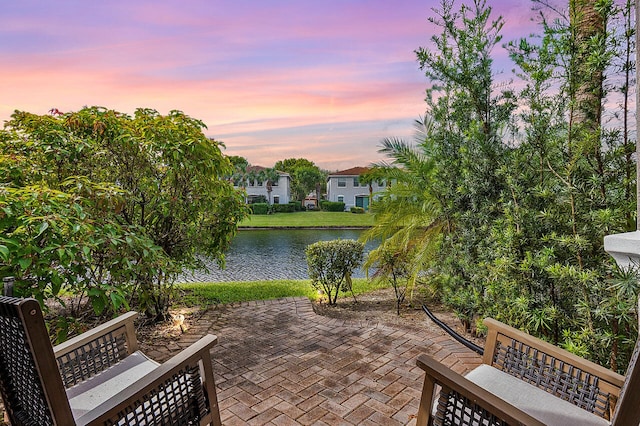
<box><xmin>239</xmin><ymin>211</ymin><xmax>375</xmax><ymax>228</ymax></box>
<box><xmin>177</xmin><ymin>278</ymin><xmax>389</xmax><ymax>306</ymax></box>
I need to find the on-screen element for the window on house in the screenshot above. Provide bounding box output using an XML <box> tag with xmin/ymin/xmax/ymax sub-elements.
<box><xmin>353</xmin><ymin>177</ymin><xmax>359</xmax><ymax>187</ymax></box>
<box><xmin>337</xmin><ymin>195</ymin><xmax>344</xmax><ymax>203</ymax></box>
<box><xmin>337</xmin><ymin>178</ymin><xmax>346</xmax><ymax>187</ymax></box>
<box><xmin>273</xmin><ymin>196</ymin><xmax>280</xmax><ymax>204</ymax></box>
<box><xmin>272</xmin><ymin>179</ymin><xmax>279</xmax><ymax>186</ymax></box>
<box><xmin>377</xmin><ymin>180</ymin><xmax>385</xmax><ymax>187</ymax></box>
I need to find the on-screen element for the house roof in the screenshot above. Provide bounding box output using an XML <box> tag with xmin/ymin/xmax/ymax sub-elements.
<box><xmin>327</xmin><ymin>166</ymin><xmax>370</xmax><ymax>177</ymax></box>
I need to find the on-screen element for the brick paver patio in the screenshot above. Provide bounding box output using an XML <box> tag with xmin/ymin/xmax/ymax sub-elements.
<box><xmin>144</xmin><ymin>297</ymin><xmax>482</xmax><ymax>425</ymax></box>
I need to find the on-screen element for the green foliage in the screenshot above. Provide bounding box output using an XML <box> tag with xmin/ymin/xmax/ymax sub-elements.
<box><xmin>0</xmin><ymin>182</ymin><xmax>162</xmax><ymax>319</ymax></box>
<box><xmin>250</xmin><ymin>203</ymin><xmax>270</xmax><ymax>215</ymax></box>
<box><xmin>228</xmin><ymin>155</ymin><xmax>249</xmax><ymax>169</ymax></box>
<box><xmin>0</xmin><ymin>107</ymin><xmax>248</xmax><ymax>321</ymax></box>
<box><xmin>305</xmin><ymin>239</ymin><xmax>364</xmax><ymax>304</ymax></box>
<box><xmin>321</xmin><ymin>201</ymin><xmax>345</xmax><ymax>212</ymax></box>
<box><xmin>366</xmin><ymin>245</ymin><xmax>413</xmax><ymax>315</ymax></box>
<box><xmin>274</xmin><ymin>158</ymin><xmax>315</xmax><ymax>171</ymax></box>
<box><xmin>350</xmin><ymin>207</ymin><xmax>365</xmax><ymax>214</ymax></box>
<box><xmin>368</xmin><ymin>0</ymin><xmax>637</xmax><ymax>372</ymax></box>
<box><xmin>272</xmin><ymin>203</ymin><xmax>295</xmax><ymax>213</ymax></box>
<box><xmin>361</xmin><ymin>117</ymin><xmax>444</xmax><ymax>292</ymax></box>
<box><xmin>274</xmin><ymin>158</ymin><xmax>326</xmax><ymax>202</ymax></box>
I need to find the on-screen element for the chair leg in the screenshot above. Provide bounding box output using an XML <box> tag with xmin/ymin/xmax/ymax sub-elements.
<box><xmin>200</xmin><ymin>356</ymin><xmax>222</xmax><ymax>426</ymax></box>
<box><xmin>416</xmin><ymin>373</ymin><xmax>436</xmax><ymax>425</ymax></box>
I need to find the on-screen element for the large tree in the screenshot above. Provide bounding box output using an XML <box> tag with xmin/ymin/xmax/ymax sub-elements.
<box><xmin>274</xmin><ymin>158</ymin><xmax>326</xmax><ymax>202</ymax></box>
<box><xmin>367</xmin><ymin>0</ymin><xmax>636</xmax><ymax>371</ymax></box>
<box><xmin>413</xmin><ymin>0</ymin><xmax>515</xmax><ymax>328</ymax></box>
<box><xmin>0</xmin><ymin>107</ymin><xmax>248</xmax><ymax>320</ymax></box>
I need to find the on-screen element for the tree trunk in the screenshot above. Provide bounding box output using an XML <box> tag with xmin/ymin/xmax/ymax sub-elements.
<box><xmin>315</xmin><ymin>183</ymin><xmax>322</xmax><ymax>207</ymax></box>
<box><xmin>569</xmin><ymin>0</ymin><xmax>604</xmax><ymax>132</ymax></box>
<box><xmin>567</xmin><ymin>0</ymin><xmax>605</xmax><ymax>332</ymax></box>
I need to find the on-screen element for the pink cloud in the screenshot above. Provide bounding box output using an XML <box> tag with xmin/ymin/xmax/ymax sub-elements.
<box><xmin>0</xmin><ymin>0</ymin><xmax>555</xmax><ymax>168</ymax></box>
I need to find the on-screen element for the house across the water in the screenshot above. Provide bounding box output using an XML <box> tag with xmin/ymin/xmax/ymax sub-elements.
<box><xmin>325</xmin><ymin>166</ymin><xmax>387</xmax><ymax>211</ymax></box>
<box><xmin>234</xmin><ymin>165</ymin><xmax>292</xmax><ymax>205</ymax></box>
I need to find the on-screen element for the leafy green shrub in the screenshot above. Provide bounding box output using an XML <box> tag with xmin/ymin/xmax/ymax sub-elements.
<box><xmin>321</xmin><ymin>201</ymin><xmax>345</xmax><ymax>212</ymax></box>
<box><xmin>250</xmin><ymin>203</ymin><xmax>270</xmax><ymax>214</ymax></box>
<box><xmin>305</xmin><ymin>239</ymin><xmax>364</xmax><ymax>304</ymax></box>
<box><xmin>0</xmin><ymin>107</ymin><xmax>248</xmax><ymax>322</ymax></box>
<box><xmin>272</xmin><ymin>203</ymin><xmax>295</xmax><ymax>213</ymax></box>
<box><xmin>289</xmin><ymin>201</ymin><xmax>302</xmax><ymax>211</ymax></box>
<box><xmin>366</xmin><ymin>246</ymin><xmax>413</xmax><ymax>315</ymax></box>
<box><xmin>350</xmin><ymin>207</ymin><xmax>365</xmax><ymax>214</ymax></box>
<box><xmin>0</xmin><ymin>181</ymin><xmax>174</xmax><ymax>338</ymax></box>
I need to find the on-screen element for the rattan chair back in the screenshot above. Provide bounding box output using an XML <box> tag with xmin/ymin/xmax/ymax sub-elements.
<box><xmin>0</xmin><ymin>296</ymin><xmax>75</xmax><ymax>426</ymax></box>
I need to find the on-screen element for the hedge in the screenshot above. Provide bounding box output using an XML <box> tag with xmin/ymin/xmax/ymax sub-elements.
<box><xmin>250</xmin><ymin>203</ymin><xmax>269</xmax><ymax>214</ymax></box>
<box><xmin>272</xmin><ymin>203</ymin><xmax>296</xmax><ymax>213</ymax></box>
<box><xmin>322</xmin><ymin>201</ymin><xmax>346</xmax><ymax>212</ymax></box>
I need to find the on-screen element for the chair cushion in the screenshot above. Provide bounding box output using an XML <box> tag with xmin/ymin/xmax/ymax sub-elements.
<box><xmin>66</xmin><ymin>351</ymin><xmax>159</xmax><ymax>418</ymax></box>
<box><xmin>465</xmin><ymin>364</ymin><xmax>609</xmax><ymax>426</ymax></box>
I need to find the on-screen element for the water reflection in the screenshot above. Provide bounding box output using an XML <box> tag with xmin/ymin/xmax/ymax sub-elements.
<box><xmin>179</xmin><ymin>229</ymin><xmax>377</xmax><ymax>282</ymax></box>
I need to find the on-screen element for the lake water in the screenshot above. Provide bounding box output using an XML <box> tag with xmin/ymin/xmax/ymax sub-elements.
<box><xmin>179</xmin><ymin>229</ymin><xmax>376</xmax><ymax>282</ymax></box>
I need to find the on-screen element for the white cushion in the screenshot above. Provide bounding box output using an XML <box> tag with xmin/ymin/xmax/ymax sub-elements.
<box><xmin>66</xmin><ymin>351</ymin><xmax>159</xmax><ymax>418</ymax></box>
<box><xmin>465</xmin><ymin>364</ymin><xmax>610</xmax><ymax>426</ymax></box>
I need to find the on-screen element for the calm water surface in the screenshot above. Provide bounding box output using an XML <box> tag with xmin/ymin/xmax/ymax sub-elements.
<box><xmin>179</xmin><ymin>229</ymin><xmax>377</xmax><ymax>282</ymax></box>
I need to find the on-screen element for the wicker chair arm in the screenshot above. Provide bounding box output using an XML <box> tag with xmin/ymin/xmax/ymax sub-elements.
<box><xmin>416</xmin><ymin>354</ymin><xmax>545</xmax><ymax>426</ymax></box>
<box><xmin>75</xmin><ymin>334</ymin><xmax>220</xmax><ymax>426</ymax></box>
<box><xmin>53</xmin><ymin>311</ymin><xmax>139</xmax><ymax>358</ymax></box>
<box><xmin>483</xmin><ymin>318</ymin><xmax>625</xmax><ymax>389</ymax></box>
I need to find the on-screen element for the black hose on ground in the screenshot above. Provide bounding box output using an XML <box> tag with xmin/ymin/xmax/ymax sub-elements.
<box><xmin>421</xmin><ymin>304</ymin><xmax>484</xmax><ymax>356</ymax></box>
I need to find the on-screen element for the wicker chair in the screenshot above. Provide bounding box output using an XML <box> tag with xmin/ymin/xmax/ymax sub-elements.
<box><xmin>416</xmin><ymin>318</ymin><xmax>640</xmax><ymax>426</ymax></box>
<box><xmin>0</xmin><ymin>296</ymin><xmax>222</xmax><ymax>426</ymax></box>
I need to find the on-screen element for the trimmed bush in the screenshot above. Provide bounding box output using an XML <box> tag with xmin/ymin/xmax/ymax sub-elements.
<box><xmin>289</xmin><ymin>201</ymin><xmax>302</xmax><ymax>211</ymax></box>
<box><xmin>350</xmin><ymin>207</ymin><xmax>365</xmax><ymax>214</ymax></box>
<box><xmin>321</xmin><ymin>201</ymin><xmax>346</xmax><ymax>212</ymax></box>
<box><xmin>272</xmin><ymin>203</ymin><xmax>295</xmax><ymax>213</ymax></box>
<box><xmin>305</xmin><ymin>239</ymin><xmax>364</xmax><ymax>304</ymax></box>
<box><xmin>250</xmin><ymin>203</ymin><xmax>269</xmax><ymax>214</ymax></box>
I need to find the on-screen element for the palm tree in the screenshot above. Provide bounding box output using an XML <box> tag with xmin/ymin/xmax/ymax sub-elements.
<box><xmin>230</xmin><ymin>160</ymin><xmax>249</xmax><ymax>202</ymax></box>
<box><xmin>361</xmin><ymin>116</ymin><xmax>445</xmax><ymax>299</ymax></box>
<box><xmin>569</xmin><ymin>0</ymin><xmax>605</xmax><ymax>134</ymax></box>
<box><xmin>261</xmin><ymin>167</ymin><xmax>281</xmax><ymax>204</ymax></box>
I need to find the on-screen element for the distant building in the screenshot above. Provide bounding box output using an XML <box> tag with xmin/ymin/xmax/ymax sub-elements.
<box><xmin>234</xmin><ymin>165</ymin><xmax>291</xmax><ymax>204</ymax></box>
<box><xmin>303</xmin><ymin>194</ymin><xmax>319</xmax><ymax>209</ymax></box>
<box><xmin>326</xmin><ymin>167</ymin><xmax>387</xmax><ymax>211</ymax></box>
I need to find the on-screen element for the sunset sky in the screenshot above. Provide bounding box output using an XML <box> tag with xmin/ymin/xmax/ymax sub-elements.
<box><xmin>1</xmin><ymin>0</ymin><xmax>536</xmax><ymax>170</ymax></box>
